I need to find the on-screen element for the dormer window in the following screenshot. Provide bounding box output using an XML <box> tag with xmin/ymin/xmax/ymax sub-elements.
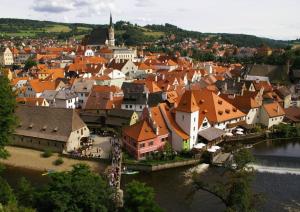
<box><xmin>225</xmin><ymin>109</ymin><xmax>230</xmax><ymax>114</ymax></box>
<box><xmin>218</xmin><ymin>100</ymin><xmax>223</xmax><ymax>105</ymax></box>
<box><xmin>29</xmin><ymin>123</ymin><xmax>34</xmax><ymax>129</ymax></box>
<box><xmin>53</xmin><ymin>127</ymin><xmax>58</xmax><ymax>132</ymax></box>
<box><xmin>218</xmin><ymin>111</ymin><xmax>223</xmax><ymax>115</ymax></box>
<box><xmin>42</xmin><ymin>125</ymin><xmax>47</xmax><ymax>131</ymax></box>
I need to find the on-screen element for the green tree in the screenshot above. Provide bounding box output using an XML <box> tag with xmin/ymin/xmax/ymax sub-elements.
<box><xmin>16</xmin><ymin>178</ymin><xmax>35</xmax><ymax>208</ymax></box>
<box><xmin>0</xmin><ymin>177</ymin><xmax>16</xmax><ymax>205</ymax></box>
<box><xmin>0</xmin><ymin>74</ymin><xmax>16</xmax><ymax>159</ymax></box>
<box><xmin>193</xmin><ymin>150</ymin><xmax>261</xmax><ymax>211</ymax></box>
<box><xmin>226</xmin><ymin>171</ymin><xmax>253</xmax><ymax>211</ymax></box>
<box><xmin>24</xmin><ymin>58</ymin><xmax>37</xmax><ymax>70</ymax></box>
<box><xmin>34</xmin><ymin>164</ymin><xmax>114</xmax><ymax>212</ymax></box>
<box><xmin>0</xmin><ymin>202</ymin><xmax>36</xmax><ymax>212</ymax></box>
<box><xmin>123</xmin><ymin>180</ymin><xmax>163</xmax><ymax>212</ymax></box>
<box><xmin>234</xmin><ymin>149</ymin><xmax>255</xmax><ymax>171</ymax></box>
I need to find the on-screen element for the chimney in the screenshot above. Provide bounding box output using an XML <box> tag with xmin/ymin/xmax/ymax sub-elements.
<box><xmin>109</xmin><ymin>91</ymin><xmax>113</xmax><ymax>100</ymax></box>
<box><xmin>155</xmin><ymin>75</ymin><xmax>158</xmax><ymax>82</ymax></box>
<box><xmin>237</xmin><ymin>77</ymin><xmax>241</xmax><ymax>82</ymax></box>
<box><xmin>277</xmin><ymin>105</ymin><xmax>280</xmax><ymax>113</ymax></box>
<box><xmin>224</xmin><ymin>82</ymin><xmax>228</xmax><ymax>91</ymax></box>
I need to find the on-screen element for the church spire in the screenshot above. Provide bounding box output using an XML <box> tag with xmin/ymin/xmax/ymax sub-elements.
<box><xmin>110</xmin><ymin>12</ymin><xmax>113</xmax><ymax>28</ymax></box>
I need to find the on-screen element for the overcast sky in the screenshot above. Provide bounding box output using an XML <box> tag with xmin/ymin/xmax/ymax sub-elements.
<box><xmin>0</xmin><ymin>0</ymin><xmax>299</xmax><ymax>40</ymax></box>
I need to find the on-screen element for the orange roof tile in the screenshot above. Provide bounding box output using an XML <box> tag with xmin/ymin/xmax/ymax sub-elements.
<box><xmin>133</xmin><ymin>80</ymin><xmax>162</xmax><ymax>93</ymax></box>
<box><xmin>16</xmin><ymin>97</ymin><xmax>46</xmax><ymax>106</ymax></box>
<box><xmin>150</xmin><ymin>106</ymin><xmax>169</xmax><ymax>136</ymax></box>
<box><xmin>192</xmin><ymin>89</ymin><xmax>246</xmax><ymax>123</ymax></box>
<box><xmin>29</xmin><ymin>79</ymin><xmax>57</xmax><ymax>93</ymax></box>
<box><xmin>123</xmin><ymin>120</ymin><xmax>157</xmax><ymax>142</ymax></box>
<box><xmin>159</xmin><ymin>103</ymin><xmax>189</xmax><ymax>140</ymax></box>
<box><xmin>263</xmin><ymin>102</ymin><xmax>285</xmax><ymax>118</ymax></box>
<box><xmin>176</xmin><ymin>90</ymin><xmax>199</xmax><ymax>113</ymax></box>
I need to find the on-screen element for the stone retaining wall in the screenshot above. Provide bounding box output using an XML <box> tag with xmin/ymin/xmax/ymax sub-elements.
<box><xmin>124</xmin><ymin>159</ymin><xmax>200</xmax><ymax>172</ymax></box>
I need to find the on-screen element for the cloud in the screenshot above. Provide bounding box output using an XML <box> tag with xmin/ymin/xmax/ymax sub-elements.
<box><xmin>133</xmin><ymin>17</ymin><xmax>153</xmax><ymax>23</ymax></box>
<box><xmin>32</xmin><ymin>0</ymin><xmax>117</xmax><ymax>15</ymax></box>
<box><xmin>32</xmin><ymin>0</ymin><xmax>75</xmax><ymax>13</ymax></box>
<box><xmin>135</xmin><ymin>0</ymin><xmax>153</xmax><ymax>7</ymax></box>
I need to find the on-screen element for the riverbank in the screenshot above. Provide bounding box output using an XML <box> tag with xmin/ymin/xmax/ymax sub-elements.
<box><xmin>0</xmin><ymin>146</ymin><xmax>108</xmax><ymax>173</ymax></box>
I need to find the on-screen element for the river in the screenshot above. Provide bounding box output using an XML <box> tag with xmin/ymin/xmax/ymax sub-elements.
<box><xmin>1</xmin><ymin>139</ymin><xmax>300</xmax><ymax>212</ymax></box>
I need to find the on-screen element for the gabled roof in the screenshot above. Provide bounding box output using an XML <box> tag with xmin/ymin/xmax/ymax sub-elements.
<box><xmin>149</xmin><ymin>106</ymin><xmax>169</xmax><ymax>136</ymax></box>
<box><xmin>192</xmin><ymin>89</ymin><xmax>245</xmax><ymax>123</ymax></box>
<box><xmin>133</xmin><ymin>79</ymin><xmax>162</xmax><ymax>93</ymax></box>
<box><xmin>263</xmin><ymin>102</ymin><xmax>285</xmax><ymax>118</ymax></box>
<box><xmin>275</xmin><ymin>87</ymin><xmax>291</xmax><ymax>98</ymax></box>
<box><xmin>84</xmin><ymin>85</ymin><xmax>123</xmax><ymax>110</ymax></box>
<box><xmin>253</xmin><ymin>81</ymin><xmax>273</xmax><ymax>93</ymax></box>
<box><xmin>123</xmin><ymin>120</ymin><xmax>157</xmax><ymax>142</ymax></box>
<box><xmin>15</xmin><ymin>105</ymin><xmax>86</xmax><ymax>142</ymax></box>
<box><xmin>220</xmin><ymin>92</ymin><xmax>261</xmax><ymax>112</ymax></box>
<box><xmin>176</xmin><ymin>90</ymin><xmax>199</xmax><ymax>113</ymax></box>
<box><xmin>28</xmin><ymin>79</ymin><xmax>58</xmax><ymax>93</ymax></box>
<box><xmin>11</xmin><ymin>77</ymin><xmax>29</xmax><ymax>86</ymax></box>
<box><xmin>16</xmin><ymin>97</ymin><xmax>47</xmax><ymax>106</ymax></box>
<box><xmin>159</xmin><ymin>103</ymin><xmax>189</xmax><ymax>140</ymax></box>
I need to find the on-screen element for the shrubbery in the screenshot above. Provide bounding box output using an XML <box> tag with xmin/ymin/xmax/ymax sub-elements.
<box><xmin>53</xmin><ymin>157</ymin><xmax>64</xmax><ymax>166</ymax></box>
<box><xmin>273</xmin><ymin>124</ymin><xmax>300</xmax><ymax>138</ymax></box>
<box><xmin>41</xmin><ymin>149</ymin><xmax>53</xmax><ymax>158</ymax></box>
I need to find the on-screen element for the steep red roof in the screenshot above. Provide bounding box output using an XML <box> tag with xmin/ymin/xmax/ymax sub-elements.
<box><xmin>123</xmin><ymin>120</ymin><xmax>157</xmax><ymax>142</ymax></box>
<box><xmin>176</xmin><ymin>90</ymin><xmax>199</xmax><ymax>113</ymax></box>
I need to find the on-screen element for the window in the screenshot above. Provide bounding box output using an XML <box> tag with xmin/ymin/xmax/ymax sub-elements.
<box><xmin>81</xmin><ymin>129</ymin><xmax>83</xmax><ymax>135</ymax></box>
<box><xmin>126</xmin><ymin>105</ymin><xmax>128</xmax><ymax>108</ymax></box>
<box><xmin>194</xmin><ymin>117</ymin><xmax>196</xmax><ymax>122</ymax></box>
<box><xmin>139</xmin><ymin>143</ymin><xmax>145</xmax><ymax>148</ymax></box>
<box><xmin>149</xmin><ymin>141</ymin><xmax>154</xmax><ymax>146</ymax></box>
<box><xmin>130</xmin><ymin>105</ymin><xmax>133</xmax><ymax>109</ymax></box>
<box><xmin>140</xmin><ymin>105</ymin><xmax>143</xmax><ymax>109</ymax></box>
<box><xmin>203</xmin><ymin>122</ymin><xmax>208</xmax><ymax>128</ymax></box>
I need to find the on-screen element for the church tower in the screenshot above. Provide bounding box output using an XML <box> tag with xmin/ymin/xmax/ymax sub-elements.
<box><xmin>108</xmin><ymin>13</ymin><xmax>115</xmax><ymax>47</ymax></box>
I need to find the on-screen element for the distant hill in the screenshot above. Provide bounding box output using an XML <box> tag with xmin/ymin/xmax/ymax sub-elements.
<box><xmin>0</xmin><ymin>18</ymin><xmax>292</xmax><ymax>48</ymax></box>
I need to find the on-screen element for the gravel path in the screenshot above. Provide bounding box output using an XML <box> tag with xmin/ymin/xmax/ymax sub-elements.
<box><xmin>0</xmin><ymin>146</ymin><xmax>108</xmax><ymax>173</ymax></box>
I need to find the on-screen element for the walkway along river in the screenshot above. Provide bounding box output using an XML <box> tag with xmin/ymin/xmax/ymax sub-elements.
<box><xmin>1</xmin><ymin>139</ymin><xmax>300</xmax><ymax>212</ymax></box>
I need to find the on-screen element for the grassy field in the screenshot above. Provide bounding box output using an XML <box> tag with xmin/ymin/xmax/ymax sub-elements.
<box><xmin>0</xmin><ymin>23</ymin><xmax>93</xmax><ymax>38</ymax></box>
<box><xmin>77</xmin><ymin>26</ymin><xmax>92</xmax><ymax>31</ymax></box>
<box><xmin>46</xmin><ymin>24</ymin><xmax>71</xmax><ymax>33</ymax></box>
<box><xmin>144</xmin><ymin>31</ymin><xmax>165</xmax><ymax>38</ymax></box>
